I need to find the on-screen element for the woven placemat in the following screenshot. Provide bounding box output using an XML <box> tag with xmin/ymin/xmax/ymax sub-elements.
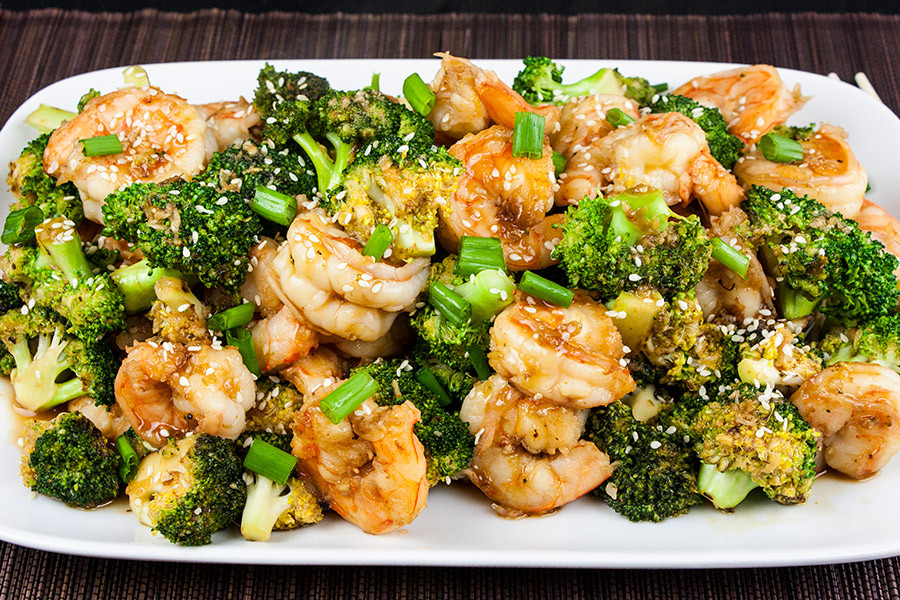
<box><xmin>1</xmin><ymin>9</ymin><xmax>900</xmax><ymax>600</ymax></box>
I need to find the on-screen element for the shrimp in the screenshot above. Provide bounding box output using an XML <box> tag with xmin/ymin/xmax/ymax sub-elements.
<box><xmin>854</xmin><ymin>200</ymin><xmax>900</xmax><ymax>279</ymax></box>
<box><xmin>280</xmin><ymin>347</ymin><xmax>344</xmax><ymax>397</ymax></box>
<box><xmin>552</xmin><ymin>94</ymin><xmax>642</xmax><ymax>206</ymax></box>
<box><xmin>488</xmin><ymin>292</ymin><xmax>636</xmax><ymax>409</ymax></box>
<box><xmin>274</xmin><ymin>210</ymin><xmax>429</xmax><ymax>341</ymax></box>
<box><xmin>673</xmin><ymin>64</ymin><xmax>808</xmax><ymax>144</ymax></box>
<box><xmin>114</xmin><ymin>340</ymin><xmax>256</xmax><ymax>448</ymax></box>
<box><xmin>592</xmin><ymin>112</ymin><xmax>744</xmax><ymax>215</ymax></box>
<box><xmin>240</xmin><ymin>237</ymin><xmax>284</xmax><ymax>318</ymax></box>
<box><xmin>291</xmin><ymin>386</ymin><xmax>428</xmax><ymax>534</ymax></box>
<box><xmin>44</xmin><ymin>86</ymin><xmax>217</xmax><ymax>223</ymax></box>
<box><xmin>789</xmin><ymin>362</ymin><xmax>900</xmax><ymax>479</ymax></box>
<box><xmin>459</xmin><ymin>375</ymin><xmax>614</xmax><ymax>516</ymax></box>
<box><xmin>441</xmin><ymin>125</ymin><xmax>563</xmax><ymax>271</ymax></box>
<box><xmin>194</xmin><ymin>97</ymin><xmax>261</xmax><ymax>151</ymax></box>
<box><xmin>327</xmin><ymin>317</ymin><xmax>412</xmax><ymax>359</ymax></box>
<box><xmin>428</xmin><ymin>53</ymin><xmax>559</xmax><ymax>144</ymax></box>
<box><xmin>250</xmin><ymin>306</ymin><xmax>319</xmax><ymax>373</ymax></box>
<box><xmin>734</xmin><ymin>124</ymin><xmax>868</xmax><ymax>218</ymax></box>
<box><xmin>67</xmin><ymin>397</ymin><xmax>130</xmax><ymax>440</ymax></box>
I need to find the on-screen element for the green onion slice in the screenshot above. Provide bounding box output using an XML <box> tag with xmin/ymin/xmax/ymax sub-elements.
<box><xmin>115</xmin><ymin>435</ymin><xmax>140</xmax><ymax>483</ymax></box>
<box><xmin>651</xmin><ymin>82</ymin><xmax>669</xmax><ymax>93</ymax></box>
<box><xmin>467</xmin><ymin>345</ymin><xmax>491</xmax><ymax>381</ymax></box>
<box><xmin>368</xmin><ymin>72</ymin><xmax>381</xmax><ymax>92</ymax></box>
<box><xmin>122</xmin><ymin>65</ymin><xmax>150</xmax><ymax>87</ymax></box>
<box><xmin>758</xmin><ymin>133</ymin><xmax>804</xmax><ymax>163</ymax></box>
<box><xmin>517</xmin><ymin>271</ymin><xmax>575</xmax><ymax>307</ymax></box>
<box><xmin>81</xmin><ymin>135</ymin><xmax>123</xmax><ymax>157</ymax></box>
<box><xmin>456</xmin><ymin>236</ymin><xmax>507</xmax><ymax>278</ymax></box>
<box><xmin>25</xmin><ymin>104</ymin><xmax>77</xmax><ymax>133</ymax></box>
<box><xmin>243</xmin><ymin>438</ymin><xmax>298</xmax><ymax>485</ymax></box>
<box><xmin>251</xmin><ymin>186</ymin><xmax>298</xmax><ymax>226</ymax></box>
<box><xmin>551</xmin><ymin>150</ymin><xmax>566</xmax><ymax>176</ymax></box>
<box><xmin>225</xmin><ymin>327</ymin><xmax>261</xmax><ymax>377</ymax></box>
<box><xmin>1</xmin><ymin>206</ymin><xmax>44</xmax><ymax>245</ymax></box>
<box><xmin>428</xmin><ymin>281</ymin><xmax>471</xmax><ymax>327</ymax></box>
<box><xmin>711</xmin><ymin>238</ymin><xmax>750</xmax><ymax>280</ymax></box>
<box><xmin>512</xmin><ymin>112</ymin><xmax>545</xmax><ymax>159</ymax></box>
<box><xmin>320</xmin><ymin>372</ymin><xmax>380</xmax><ymax>424</ymax></box>
<box><xmin>606</xmin><ymin>108</ymin><xmax>635</xmax><ymax>128</ymax></box>
<box><xmin>207</xmin><ymin>302</ymin><xmax>255</xmax><ymax>331</ymax></box>
<box><xmin>415</xmin><ymin>366</ymin><xmax>454</xmax><ymax>407</ymax></box>
<box><xmin>403</xmin><ymin>73</ymin><xmax>436</xmax><ymax>116</ymax></box>
<box><xmin>362</xmin><ymin>223</ymin><xmax>394</xmax><ymax>259</ymax></box>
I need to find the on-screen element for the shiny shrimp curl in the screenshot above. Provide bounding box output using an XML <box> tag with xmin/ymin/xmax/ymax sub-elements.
<box><xmin>488</xmin><ymin>291</ymin><xmax>636</xmax><ymax>409</ymax></box>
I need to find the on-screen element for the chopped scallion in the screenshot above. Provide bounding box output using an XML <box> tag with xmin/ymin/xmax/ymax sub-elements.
<box><xmin>362</xmin><ymin>223</ymin><xmax>393</xmax><ymax>259</ymax></box>
<box><xmin>251</xmin><ymin>186</ymin><xmax>298</xmax><ymax>226</ymax></box>
<box><xmin>552</xmin><ymin>150</ymin><xmax>566</xmax><ymax>176</ymax></box>
<box><xmin>1</xmin><ymin>206</ymin><xmax>44</xmax><ymax>245</ymax></box>
<box><xmin>81</xmin><ymin>135</ymin><xmax>123</xmax><ymax>157</ymax></box>
<box><xmin>606</xmin><ymin>108</ymin><xmax>634</xmax><ymax>128</ymax></box>
<box><xmin>243</xmin><ymin>438</ymin><xmax>298</xmax><ymax>485</ymax></box>
<box><xmin>115</xmin><ymin>435</ymin><xmax>140</xmax><ymax>483</ymax></box>
<box><xmin>467</xmin><ymin>345</ymin><xmax>491</xmax><ymax>381</ymax></box>
<box><xmin>428</xmin><ymin>281</ymin><xmax>471</xmax><ymax>327</ymax></box>
<box><xmin>368</xmin><ymin>72</ymin><xmax>381</xmax><ymax>92</ymax></box>
<box><xmin>518</xmin><ymin>271</ymin><xmax>575</xmax><ymax>307</ymax></box>
<box><xmin>207</xmin><ymin>302</ymin><xmax>255</xmax><ymax>331</ymax></box>
<box><xmin>758</xmin><ymin>133</ymin><xmax>804</xmax><ymax>163</ymax></box>
<box><xmin>320</xmin><ymin>372</ymin><xmax>380</xmax><ymax>424</ymax></box>
<box><xmin>456</xmin><ymin>236</ymin><xmax>506</xmax><ymax>278</ymax></box>
<box><xmin>403</xmin><ymin>73</ymin><xmax>436</xmax><ymax>116</ymax></box>
<box><xmin>225</xmin><ymin>327</ymin><xmax>261</xmax><ymax>376</ymax></box>
<box><xmin>415</xmin><ymin>367</ymin><xmax>454</xmax><ymax>407</ymax></box>
<box><xmin>651</xmin><ymin>82</ymin><xmax>668</xmax><ymax>93</ymax></box>
<box><xmin>512</xmin><ymin>112</ymin><xmax>545</xmax><ymax>159</ymax></box>
<box><xmin>711</xmin><ymin>238</ymin><xmax>750</xmax><ymax>279</ymax></box>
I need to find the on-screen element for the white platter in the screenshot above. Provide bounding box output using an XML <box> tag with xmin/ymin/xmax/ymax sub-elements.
<box><xmin>0</xmin><ymin>59</ymin><xmax>899</xmax><ymax>568</ymax></box>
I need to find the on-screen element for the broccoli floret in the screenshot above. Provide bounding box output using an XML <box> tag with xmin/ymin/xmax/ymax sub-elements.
<box><xmin>419</xmin><ymin>356</ymin><xmax>477</xmax><ymax>406</ymax></box>
<box><xmin>692</xmin><ymin>382</ymin><xmax>819</xmax><ymax>509</ymax></box>
<box><xmin>512</xmin><ymin>56</ymin><xmax>660</xmax><ymax>107</ymax></box>
<box><xmin>819</xmin><ymin>314</ymin><xmax>900</xmax><ymax>371</ymax></box>
<box><xmin>243</xmin><ymin>378</ymin><xmax>303</xmax><ymax>437</ymax></box>
<box><xmin>553</xmin><ymin>188</ymin><xmax>712</xmax><ymax>301</ymax></box>
<box><xmin>126</xmin><ymin>434</ymin><xmax>246</xmax><ymax>546</ymax></box>
<box><xmin>352</xmin><ymin>357</ymin><xmax>475</xmax><ymax>486</ymax></box>
<box><xmin>637</xmin><ymin>291</ymin><xmax>739</xmax><ymax>391</ymax></box>
<box><xmin>587</xmin><ymin>400</ymin><xmax>702</xmax><ymax>522</ymax></box>
<box><xmin>738</xmin><ymin>322</ymin><xmax>823</xmax><ymax>387</ymax></box>
<box><xmin>253</xmin><ymin>63</ymin><xmax>330</xmax><ymax>119</ymax></box>
<box><xmin>6</xmin><ymin>133</ymin><xmax>82</xmax><ymax>222</ymax></box>
<box><xmin>738</xmin><ymin>186</ymin><xmax>899</xmax><ymax>324</ymax></box>
<box><xmin>147</xmin><ymin>275</ymin><xmax>209</xmax><ymax>344</ymax></box>
<box><xmin>20</xmin><ymin>412</ymin><xmax>120</xmax><ymax>508</ymax></box>
<box><xmin>327</xmin><ymin>137</ymin><xmax>461</xmax><ymax>259</ymax></box>
<box><xmin>28</xmin><ymin>217</ymin><xmax>126</xmax><ymax>340</ymax></box>
<box><xmin>649</xmin><ymin>94</ymin><xmax>745</xmax><ymax>170</ymax></box>
<box><xmin>197</xmin><ymin>139</ymin><xmax>316</xmax><ymax>237</ymax></box>
<box><xmin>0</xmin><ymin>281</ymin><xmax>22</xmax><ymax>313</ymax></box>
<box><xmin>240</xmin><ymin>473</ymin><xmax>323</xmax><ymax>542</ymax></box>
<box><xmin>77</xmin><ymin>89</ymin><xmax>101</xmax><ymax>113</ymax></box>
<box><xmin>770</xmin><ymin>123</ymin><xmax>816</xmax><ymax>141</ymax></box>
<box><xmin>0</xmin><ymin>306</ymin><xmax>117</xmax><ymax>410</ymax></box>
<box><xmin>101</xmin><ymin>180</ymin><xmax>262</xmax><ymax>291</ymax></box>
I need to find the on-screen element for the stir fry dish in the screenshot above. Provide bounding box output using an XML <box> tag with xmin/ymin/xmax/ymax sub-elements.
<box><xmin>4</xmin><ymin>54</ymin><xmax>900</xmax><ymax>546</ymax></box>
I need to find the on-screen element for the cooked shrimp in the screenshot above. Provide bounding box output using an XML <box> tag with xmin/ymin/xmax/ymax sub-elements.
<box><xmin>790</xmin><ymin>362</ymin><xmax>900</xmax><ymax>479</ymax></box>
<box><xmin>250</xmin><ymin>306</ymin><xmax>319</xmax><ymax>373</ymax></box>
<box><xmin>428</xmin><ymin>53</ymin><xmax>559</xmax><ymax>144</ymax></box>
<box><xmin>441</xmin><ymin>125</ymin><xmax>563</xmax><ymax>271</ymax></box>
<box><xmin>115</xmin><ymin>340</ymin><xmax>256</xmax><ymax>448</ymax></box>
<box><xmin>44</xmin><ymin>86</ymin><xmax>217</xmax><ymax>223</ymax></box>
<box><xmin>488</xmin><ymin>292</ymin><xmax>636</xmax><ymax>409</ymax></box>
<box><xmin>240</xmin><ymin>237</ymin><xmax>283</xmax><ymax>318</ymax></box>
<box><xmin>460</xmin><ymin>375</ymin><xmax>614</xmax><ymax>515</ymax></box>
<box><xmin>552</xmin><ymin>94</ymin><xmax>642</xmax><ymax>206</ymax></box>
<box><xmin>274</xmin><ymin>210</ymin><xmax>429</xmax><ymax>341</ymax></box>
<box><xmin>68</xmin><ymin>397</ymin><xmax>130</xmax><ymax>440</ymax></box>
<box><xmin>695</xmin><ymin>245</ymin><xmax>775</xmax><ymax>322</ymax></box>
<box><xmin>734</xmin><ymin>124</ymin><xmax>868</xmax><ymax>218</ymax></box>
<box><xmin>673</xmin><ymin>64</ymin><xmax>808</xmax><ymax>144</ymax></box>
<box><xmin>194</xmin><ymin>97</ymin><xmax>261</xmax><ymax>151</ymax></box>
<box><xmin>592</xmin><ymin>112</ymin><xmax>744</xmax><ymax>215</ymax></box>
<box><xmin>280</xmin><ymin>347</ymin><xmax>344</xmax><ymax>397</ymax></box>
<box><xmin>291</xmin><ymin>386</ymin><xmax>428</xmax><ymax>534</ymax></box>
<box><xmin>327</xmin><ymin>317</ymin><xmax>412</xmax><ymax>359</ymax></box>
<box><xmin>854</xmin><ymin>200</ymin><xmax>900</xmax><ymax>279</ymax></box>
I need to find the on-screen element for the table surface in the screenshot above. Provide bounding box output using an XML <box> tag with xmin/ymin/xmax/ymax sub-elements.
<box><xmin>2</xmin><ymin>9</ymin><xmax>900</xmax><ymax>600</ymax></box>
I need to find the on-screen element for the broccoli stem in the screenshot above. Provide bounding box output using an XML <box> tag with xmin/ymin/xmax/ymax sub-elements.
<box><xmin>240</xmin><ymin>474</ymin><xmax>291</xmax><ymax>542</ymax></box>
<box><xmin>454</xmin><ymin>270</ymin><xmax>516</xmax><ymax>322</ymax></box>
<box><xmin>35</xmin><ymin>219</ymin><xmax>93</xmax><ymax>285</ymax></box>
<box><xmin>291</xmin><ymin>131</ymin><xmax>353</xmax><ymax>195</ymax></box>
<box><xmin>697</xmin><ymin>462</ymin><xmax>760</xmax><ymax>509</ymax></box>
<box><xmin>52</xmin><ymin>377</ymin><xmax>89</xmax><ymax>405</ymax></box>
<box><xmin>111</xmin><ymin>259</ymin><xmax>188</xmax><ymax>314</ymax></box>
<box><xmin>11</xmin><ymin>332</ymin><xmax>80</xmax><ymax>412</ymax></box>
<box><xmin>557</xmin><ymin>68</ymin><xmax>623</xmax><ymax>99</ymax></box>
<box><xmin>776</xmin><ymin>283</ymin><xmax>819</xmax><ymax>320</ymax></box>
<box><xmin>26</xmin><ymin>104</ymin><xmax>77</xmax><ymax>134</ymax></box>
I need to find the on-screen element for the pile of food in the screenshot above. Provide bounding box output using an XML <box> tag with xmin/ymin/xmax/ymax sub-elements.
<box><xmin>4</xmin><ymin>54</ymin><xmax>899</xmax><ymax>546</ymax></box>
